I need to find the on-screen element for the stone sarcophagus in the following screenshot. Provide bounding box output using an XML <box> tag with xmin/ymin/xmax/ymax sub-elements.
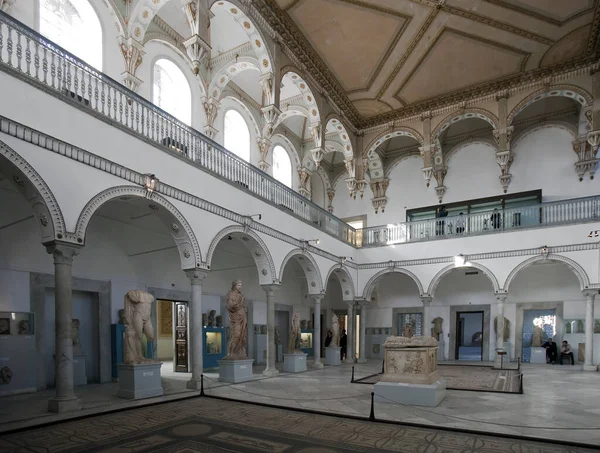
<box><xmin>381</xmin><ymin>336</ymin><xmax>439</xmax><ymax>385</ymax></box>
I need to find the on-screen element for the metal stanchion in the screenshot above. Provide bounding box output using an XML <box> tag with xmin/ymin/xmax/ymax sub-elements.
<box><xmin>200</xmin><ymin>374</ymin><xmax>205</xmax><ymax>397</ymax></box>
<box><xmin>351</xmin><ymin>366</ymin><xmax>355</xmax><ymax>383</ymax></box>
<box><xmin>369</xmin><ymin>392</ymin><xmax>375</xmax><ymax>421</ymax></box>
<box><xmin>381</xmin><ymin>360</ymin><xmax>385</xmax><ymax>374</ymax></box>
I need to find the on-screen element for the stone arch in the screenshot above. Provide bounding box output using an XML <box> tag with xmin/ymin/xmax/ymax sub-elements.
<box><xmin>75</xmin><ymin>185</ymin><xmax>202</xmax><ymax>269</ymax></box>
<box><xmin>508</xmin><ymin>85</ymin><xmax>592</xmax><ymax>126</ymax></box>
<box><xmin>0</xmin><ymin>139</ymin><xmax>68</xmax><ymax>244</ymax></box>
<box><xmin>280</xmin><ymin>71</ymin><xmax>321</xmax><ymax>125</ymax></box>
<box><xmin>504</xmin><ymin>254</ymin><xmax>590</xmax><ymax>292</ymax></box>
<box><xmin>445</xmin><ymin>138</ymin><xmax>498</xmax><ymax>163</ymax></box>
<box><xmin>209</xmin><ymin>57</ymin><xmax>260</xmax><ymax>101</ymax></box>
<box><xmin>325</xmin><ymin>117</ymin><xmax>353</xmax><ymax>160</ymax></box>
<box><xmin>279</xmin><ymin>249</ymin><xmax>324</xmax><ymax>294</ymax></box>
<box><xmin>432</xmin><ymin>109</ymin><xmax>499</xmax><ymax>140</ymax></box>
<box><xmin>362</xmin><ymin>268</ymin><xmax>424</xmax><ymax>300</ymax></box>
<box><xmin>365</xmin><ymin>127</ymin><xmax>423</xmax><ymax>180</ymax></box>
<box><xmin>325</xmin><ymin>264</ymin><xmax>355</xmax><ymax>301</ymax></box>
<box><xmin>220</xmin><ymin>98</ymin><xmax>261</xmax><ymax>138</ymax></box>
<box><xmin>511</xmin><ymin>122</ymin><xmax>578</xmax><ymax>151</ymax></box>
<box><xmin>427</xmin><ymin>262</ymin><xmax>500</xmax><ymax>297</ymax></box>
<box><xmin>206</xmin><ymin>225</ymin><xmax>277</xmax><ymax>285</ymax></box>
<box><xmin>384</xmin><ymin>151</ymin><xmax>421</xmax><ymax>178</ymax></box>
<box><xmin>315</xmin><ymin>165</ymin><xmax>332</xmax><ymax>191</ymax></box>
<box><xmin>274</xmin><ymin>106</ymin><xmax>310</xmax><ymax>131</ymax></box>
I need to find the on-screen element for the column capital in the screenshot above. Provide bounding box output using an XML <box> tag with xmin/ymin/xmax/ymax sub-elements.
<box><xmin>496</xmin><ymin>293</ymin><xmax>508</xmax><ymax>303</ymax></box>
<box><xmin>186</xmin><ymin>269</ymin><xmax>208</xmax><ymax>285</ymax></box>
<box><xmin>345</xmin><ymin>301</ymin><xmax>356</xmax><ymax>308</ymax></box>
<box><xmin>46</xmin><ymin>242</ymin><xmax>81</xmax><ymax>265</ymax></box>
<box><xmin>582</xmin><ymin>289</ymin><xmax>598</xmax><ymax>299</ymax></box>
<box><xmin>354</xmin><ymin>297</ymin><xmax>368</xmax><ymax>307</ymax></box>
<box><xmin>420</xmin><ymin>295</ymin><xmax>432</xmax><ymax>305</ymax></box>
<box><xmin>261</xmin><ymin>284</ymin><xmax>281</xmax><ymax>296</ymax></box>
<box><xmin>310</xmin><ymin>293</ymin><xmax>324</xmax><ymax>303</ymax></box>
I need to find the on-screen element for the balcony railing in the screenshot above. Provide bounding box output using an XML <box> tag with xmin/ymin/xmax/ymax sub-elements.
<box><xmin>0</xmin><ymin>11</ymin><xmax>356</xmax><ymax>245</ymax></box>
<box><xmin>359</xmin><ymin>196</ymin><xmax>600</xmax><ymax>247</ymax></box>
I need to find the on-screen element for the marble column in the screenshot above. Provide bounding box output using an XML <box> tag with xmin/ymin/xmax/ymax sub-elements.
<box><xmin>262</xmin><ymin>284</ymin><xmax>280</xmax><ymax>376</ymax></box>
<box><xmin>312</xmin><ymin>294</ymin><xmax>324</xmax><ymax>368</ymax></box>
<box><xmin>186</xmin><ymin>269</ymin><xmax>208</xmax><ymax>389</ymax></box>
<box><xmin>421</xmin><ymin>296</ymin><xmax>432</xmax><ymax>337</ymax></box>
<box><xmin>357</xmin><ymin>300</ymin><xmax>368</xmax><ymax>363</ymax></box>
<box><xmin>46</xmin><ymin>243</ymin><xmax>81</xmax><ymax>413</ymax></box>
<box><xmin>494</xmin><ymin>294</ymin><xmax>507</xmax><ymax>368</ymax></box>
<box><xmin>583</xmin><ymin>290</ymin><xmax>597</xmax><ymax>371</ymax></box>
<box><xmin>345</xmin><ymin>301</ymin><xmax>355</xmax><ymax>363</ymax></box>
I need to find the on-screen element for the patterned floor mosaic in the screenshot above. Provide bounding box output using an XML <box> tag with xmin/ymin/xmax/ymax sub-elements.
<box><xmin>0</xmin><ymin>397</ymin><xmax>597</xmax><ymax>453</ymax></box>
<box><xmin>354</xmin><ymin>365</ymin><xmax>522</xmax><ymax>393</ymax></box>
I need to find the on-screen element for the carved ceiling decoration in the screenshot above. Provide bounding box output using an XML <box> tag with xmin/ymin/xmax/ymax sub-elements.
<box><xmin>260</xmin><ymin>0</ymin><xmax>600</xmax><ymax>129</ymax></box>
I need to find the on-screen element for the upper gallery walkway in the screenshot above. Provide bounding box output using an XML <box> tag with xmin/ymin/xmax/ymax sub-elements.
<box><xmin>0</xmin><ymin>11</ymin><xmax>598</xmax><ymax>250</ymax></box>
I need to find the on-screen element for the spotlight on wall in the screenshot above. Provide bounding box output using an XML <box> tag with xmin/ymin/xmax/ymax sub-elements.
<box><xmin>245</xmin><ymin>214</ymin><xmax>262</xmax><ymax>220</ymax></box>
<box><xmin>143</xmin><ymin>173</ymin><xmax>158</xmax><ymax>199</ymax></box>
<box><xmin>307</xmin><ymin>239</ymin><xmax>320</xmax><ymax>245</ymax></box>
<box><xmin>454</xmin><ymin>254</ymin><xmax>467</xmax><ymax>267</ymax></box>
<box><xmin>541</xmin><ymin>245</ymin><xmax>548</xmax><ymax>256</ymax></box>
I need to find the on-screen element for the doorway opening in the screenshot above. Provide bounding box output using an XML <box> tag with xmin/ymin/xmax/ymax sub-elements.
<box><xmin>521</xmin><ymin>309</ymin><xmax>556</xmax><ymax>363</ymax></box>
<box><xmin>156</xmin><ymin>299</ymin><xmax>189</xmax><ymax>372</ymax></box>
<box><xmin>455</xmin><ymin>311</ymin><xmax>484</xmax><ymax>361</ymax></box>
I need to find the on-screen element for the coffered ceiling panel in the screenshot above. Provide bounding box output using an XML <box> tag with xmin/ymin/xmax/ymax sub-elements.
<box><xmin>485</xmin><ymin>0</ymin><xmax>595</xmax><ymax>23</ymax></box>
<box><xmin>398</xmin><ymin>29</ymin><xmax>529</xmax><ymax>104</ymax></box>
<box><xmin>283</xmin><ymin>0</ymin><xmax>409</xmax><ymax>92</ymax></box>
<box><xmin>540</xmin><ymin>25</ymin><xmax>591</xmax><ymax>67</ymax></box>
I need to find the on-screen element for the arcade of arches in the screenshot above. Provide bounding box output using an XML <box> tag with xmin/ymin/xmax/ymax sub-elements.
<box><xmin>0</xmin><ymin>0</ymin><xmax>600</xmax><ymax>450</ymax></box>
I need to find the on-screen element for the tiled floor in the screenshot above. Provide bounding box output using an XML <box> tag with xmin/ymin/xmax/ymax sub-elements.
<box><xmin>2</xmin><ymin>360</ymin><xmax>599</xmax><ymax>447</ymax></box>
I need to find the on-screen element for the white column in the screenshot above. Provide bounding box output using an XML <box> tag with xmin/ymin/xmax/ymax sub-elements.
<box><xmin>186</xmin><ymin>269</ymin><xmax>208</xmax><ymax>389</ymax></box>
<box><xmin>421</xmin><ymin>296</ymin><xmax>432</xmax><ymax>337</ymax></box>
<box><xmin>46</xmin><ymin>243</ymin><xmax>81</xmax><ymax>413</ymax></box>
<box><xmin>262</xmin><ymin>284</ymin><xmax>280</xmax><ymax>376</ymax></box>
<box><xmin>357</xmin><ymin>300</ymin><xmax>368</xmax><ymax>363</ymax></box>
<box><xmin>494</xmin><ymin>294</ymin><xmax>507</xmax><ymax>369</ymax></box>
<box><xmin>583</xmin><ymin>290</ymin><xmax>597</xmax><ymax>371</ymax></box>
<box><xmin>345</xmin><ymin>302</ymin><xmax>355</xmax><ymax>363</ymax></box>
<box><xmin>312</xmin><ymin>295</ymin><xmax>324</xmax><ymax>368</ymax></box>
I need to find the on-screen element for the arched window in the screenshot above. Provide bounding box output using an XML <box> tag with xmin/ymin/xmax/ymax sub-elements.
<box><xmin>39</xmin><ymin>0</ymin><xmax>103</xmax><ymax>70</ymax></box>
<box><xmin>224</xmin><ymin>110</ymin><xmax>250</xmax><ymax>162</ymax></box>
<box><xmin>273</xmin><ymin>145</ymin><xmax>292</xmax><ymax>187</ymax></box>
<box><xmin>153</xmin><ymin>59</ymin><xmax>192</xmax><ymax>125</ymax></box>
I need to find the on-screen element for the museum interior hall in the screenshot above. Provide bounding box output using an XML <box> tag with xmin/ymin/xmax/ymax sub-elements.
<box><xmin>1</xmin><ymin>0</ymin><xmax>600</xmax><ymax>452</ymax></box>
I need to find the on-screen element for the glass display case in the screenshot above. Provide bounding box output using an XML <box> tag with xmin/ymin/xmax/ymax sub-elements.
<box><xmin>203</xmin><ymin>327</ymin><xmax>226</xmax><ymax>368</ymax></box>
<box><xmin>0</xmin><ymin>312</ymin><xmax>34</xmax><ymax>336</ymax></box>
<box><xmin>206</xmin><ymin>332</ymin><xmax>223</xmax><ymax>355</ymax></box>
<box><xmin>300</xmin><ymin>329</ymin><xmax>313</xmax><ymax>357</ymax></box>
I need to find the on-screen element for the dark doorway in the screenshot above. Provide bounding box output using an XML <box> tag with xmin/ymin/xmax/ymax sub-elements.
<box><xmin>157</xmin><ymin>299</ymin><xmax>189</xmax><ymax>372</ymax></box>
<box><xmin>455</xmin><ymin>311</ymin><xmax>484</xmax><ymax>361</ymax></box>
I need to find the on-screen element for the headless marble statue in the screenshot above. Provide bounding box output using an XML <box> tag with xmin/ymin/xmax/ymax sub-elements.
<box><xmin>123</xmin><ymin>290</ymin><xmax>156</xmax><ymax>364</ymax></box>
<box><xmin>494</xmin><ymin>316</ymin><xmax>510</xmax><ymax>342</ymax></box>
<box><xmin>431</xmin><ymin>317</ymin><xmax>443</xmax><ymax>341</ymax></box>
<box><xmin>331</xmin><ymin>314</ymin><xmax>340</xmax><ymax>347</ymax></box>
<box><xmin>289</xmin><ymin>312</ymin><xmax>302</xmax><ymax>353</ymax></box>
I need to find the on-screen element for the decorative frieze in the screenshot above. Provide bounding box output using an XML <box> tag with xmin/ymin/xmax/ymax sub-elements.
<box><xmin>118</xmin><ymin>37</ymin><xmax>145</xmax><ymax>93</ymax></box>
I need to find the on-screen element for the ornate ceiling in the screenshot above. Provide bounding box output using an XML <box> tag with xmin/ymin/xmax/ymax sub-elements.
<box><xmin>260</xmin><ymin>0</ymin><xmax>600</xmax><ymax>128</ymax></box>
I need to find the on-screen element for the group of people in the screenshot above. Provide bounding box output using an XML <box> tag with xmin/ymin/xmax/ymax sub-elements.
<box><xmin>324</xmin><ymin>328</ymin><xmax>348</xmax><ymax>359</ymax></box>
<box><xmin>541</xmin><ymin>338</ymin><xmax>575</xmax><ymax>365</ymax></box>
<box><xmin>434</xmin><ymin>206</ymin><xmax>503</xmax><ymax>236</ymax></box>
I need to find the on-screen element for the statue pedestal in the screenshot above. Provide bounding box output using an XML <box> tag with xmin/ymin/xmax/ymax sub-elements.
<box><xmin>530</xmin><ymin>347</ymin><xmax>547</xmax><ymax>364</ymax></box>
<box><xmin>325</xmin><ymin>347</ymin><xmax>341</xmax><ymax>366</ymax></box>
<box><xmin>437</xmin><ymin>341</ymin><xmax>445</xmax><ymax>362</ymax></box>
<box><xmin>283</xmin><ymin>353</ymin><xmax>307</xmax><ymax>373</ymax></box>
<box><xmin>73</xmin><ymin>354</ymin><xmax>87</xmax><ymax>386</ymax></box>
<box><xmin>117</xmin><ymin>362</ymin><xmax>163</xmax><ymax>399</ymax></box>
<box><xmin>218</xmin><ymin>358</ymin><xmax>254</xmax><ymax>383</ymax></box>
<box><xmin>373</xmin><ymin>336</ymin><xmax>446</xmax><ymax>407</ymax></box>
<box><xmin>276</xmin><ymin>345</ymin><xmax>283</xmax><ymax>363</ymax></box>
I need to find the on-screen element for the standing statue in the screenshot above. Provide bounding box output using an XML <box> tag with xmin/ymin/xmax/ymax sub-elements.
<box><xmin>431</xmin><ymin>317</ymin><xmax>443</xmax><ymax>341</ymax></box>
<box><xmin>223</xmin><ymin>280</ymin><xmax>248</xmax><ymax>360</ymax></box>
<box><xmin>178</xmin><ymin>305</ymin><xmax>186</xmax><ymax>327</ymax></box>
<box><xmin>72</xmin><ymin>319</ymin><xmax>81</xmax><ymax>355</ymax></box>
<box><xmin>532</xmin><ymin>321</ymin><xmax>543</xmax><ymax>348</ymax></box>
<box><xmin>289</xmin><ymin>312</ymin><xmax>301</xmax><ymax>353</ymax></box>
<box><xmin>402</xmin><ymin>321</ymin><xmax>414</xmax><ymax>338</ymax></box>
<box><xmin>123</xmin><ymin>290</ymin><xmax>156</xmax><ymax>364</ymax></box>
<box><xmin>494</xmin><ymin>316</ymin><xmax>510</xmax><ymax>342</ymax></box>
<box><xmin>331</xmin><ymin>314</ymin><xmax>340</xmax><ymax>347</ymax></box>
<box><xmin>208</xmin><ymin>310</ymin><xmax>216</xmax><ymax>327</ymax></box>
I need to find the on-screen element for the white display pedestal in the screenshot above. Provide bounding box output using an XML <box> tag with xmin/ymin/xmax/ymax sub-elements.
<box><xmin>374</xmin><ymin>380</ymin><xmax>446</xmax><ymax>407</ymax></box>
<box><xmin>117</xmin><ymin>362</ymin><xmax>163</xmax><ymax>399</ymax></box>
<box><xmin>437</xmin><ymin>341</ymin><xmax>445</xmax><ymax>362</ymax></box>
<box><xmin>73</xmin><ymin>354</ymin><xmax>87</xmax><ymax>386</ymax></box>
<box><xmin>276</xmin><ymin>345</ymin><xmax>283</xmax><ymax>363</ymax></box>
<box><xmin>218</xmin><ymin>358</ymin><xmax>254</xmax><ymax>383</ymax></box>
<box><xmin>325</xmin><ymin>346</ymin><xmax>341</xmax><ymax>366</ymax></box>
<box><xmin>530</xmin><ymin>347</ymin><xmax>547</xmax><ymax>364</ymax></box>
<box><xmin>283</xmin><ymin>353</ymin><xmax>307</xmax><ymax>372</ymax></box>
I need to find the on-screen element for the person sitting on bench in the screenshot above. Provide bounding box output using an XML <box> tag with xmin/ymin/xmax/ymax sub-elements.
<box><xmin>542</xmin><ymin>338</ymin><xmax>558</xmax><ymax>364</ymax></box>
<box><xmin>560</xmin><ymin>340</ymin><xmax>575</xmax><ymax>365</ymax></box>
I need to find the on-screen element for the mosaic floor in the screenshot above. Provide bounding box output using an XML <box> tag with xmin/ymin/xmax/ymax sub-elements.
<box><xmin>354</xmin><ymin>365</ymin><xmax>521</xmax><ymax>393</ymax></box>
<box><xmin>1</xmin><ymin>397</ymin><xmax>597</xmax><ymax>453</ymax></box>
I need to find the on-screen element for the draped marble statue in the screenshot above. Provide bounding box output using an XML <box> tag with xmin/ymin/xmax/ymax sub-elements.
<box><xmin>123</xmin><ymin>290</ymin><xmax>156</xmax><ymax>364</ymax></box>
<box><xmin>224</xmin><ymin>280</ymin><xmax>248</xmax><ymax>360</ymax></box>
<box><xmin>331</xmin><ymin>314</ymin><xmax>340</xmax><ymax>347</ymax></box>
<box><xmin>494</xmin><ymin>316</ymin><xmax>510</xmax><ymax>342</ymax></box>
<box><xmin>289</xmin><ymin>312</ymin><xmax>302</xmax><ymax>353</ymax></box>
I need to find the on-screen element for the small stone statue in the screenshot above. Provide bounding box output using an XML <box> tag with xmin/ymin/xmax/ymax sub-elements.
<box><xmin>224</xmin><ymin>280</ymin><xmax>248</xmax><ymax>360</ymax></box>
<box><xmin>216</xmin><ymin>315</ymin><xmax>223</xmax><ymax>327</ymax></box>
<box><xmin>402</xmin><ymin>321</ymin><xmax>414</xmax><ymax>338</ymax></box>
<box><xmin>532</xmin><ymin>323</ymin><xmax>543</xmax><ymax>348</ymax></box>
<box><xmin>431</xmin><ymin>317</ymin><xmax>443</xmax><ymax>341</ymax></box>
<box><xmin>178</xmin><ymin>305</ymin><xmax>186</xmax><ymax>327</ymax></box>
<box><xmin>289</xmin><ymin>312</ymin><xmax>302</xmax><ymax>353</ymax></box>
<box><xmin>202</xmin><ymin>313</ymin><xmax>208</xmax><ymax>326</ymax></box>
<box><xmin>118</xmin><ymin>309</ymin><xmax>127</xmax><ymax>325</ymax></box>
<box><xmin>123</xmin><ymin>290</ymin><xmax>156</xmax><ymax>364</ymax></box>
<box><xmin>72</xmin><ymin>319</ymin><xmax>81</xmax><ymax>355</ymax></box>
<box><xmin>18</xmin><ymin>320</ymin><xmax>30</xmax><ymax>335</ymax></box>
<box><xmin>275</xmin><ymin>327</ymin><xmax>281</xmax><ymax>345</ymax></box>
<box><xmin>208</xmin><ymin>310</ymin><xmax>216</xmax><ymax>327</ymax></box>
<box><xmin>331</xmin><ymin>314</ymin><xmax>340</xmax><ymax>347</ymax></box>
<box><xmin>494</xmin><ymin>316</ymin><xmax>510</xmax><ymax>342</ymax></box>
<box><xmin>300</xmin><ymin>319</ymin><xmax>308</xmax><ymax>330</ymax></box>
